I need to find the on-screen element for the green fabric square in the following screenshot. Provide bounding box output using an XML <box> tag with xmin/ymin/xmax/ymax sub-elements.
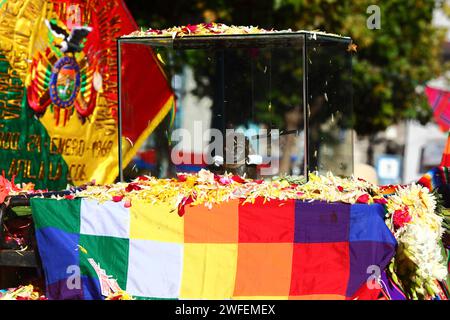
<box><xmin>31</xmin><ymin>198</ymin><xmax>81</xmax><ymax>233</ymax></box>
<box><xmin>79</xmin><ymin>234</ymin><xmax>129</xmax><ymax>290</ymax></box>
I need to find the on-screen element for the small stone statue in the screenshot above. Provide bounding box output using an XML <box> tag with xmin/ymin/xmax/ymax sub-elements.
<box><xmin>209</xmin><ymin>131</ymin><xmax>262</xmax><ymax>179</ymax></box>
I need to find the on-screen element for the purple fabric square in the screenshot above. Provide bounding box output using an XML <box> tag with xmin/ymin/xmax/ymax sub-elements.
<box><xmin>47</xmin><ymin>278</ymin><xmax>84</xmax><ymax>300</ymax></box>
<box><xmin>380</xmin><ymin>271</ymin><xmax>407</xmax><ymax>300</ymax></box>
<box><xmin>346</xmin><ymin>241</ymin><xmax>396</xmax><ymax>297</ymax></box>
<box><xmin>294</xmin><ymin>201</ymin><xmax>350</xmax><ymax>243</ymax></box>
<box><xmin>46</xmin><ymin>276</ymin><xmax>103</xmax><ymax>300</ymax></box>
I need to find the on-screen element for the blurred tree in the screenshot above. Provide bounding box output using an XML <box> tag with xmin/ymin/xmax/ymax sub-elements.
<box><xmin>125</xmin><ymin>0</ymin><xmax>447</xmax><ymax>136</ymax></box>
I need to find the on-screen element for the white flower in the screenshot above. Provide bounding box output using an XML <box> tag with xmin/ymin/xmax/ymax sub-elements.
<box><xmin>387</xmin><ymin>184</ymin><xmax>448</xmax><ymax>297</ymax></box>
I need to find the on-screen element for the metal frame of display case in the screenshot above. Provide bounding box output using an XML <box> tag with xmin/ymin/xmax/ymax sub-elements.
<box><xmin>117</xmin><ymin>32</ymin><xmax>352</xmax><ymax>181</ymax></box>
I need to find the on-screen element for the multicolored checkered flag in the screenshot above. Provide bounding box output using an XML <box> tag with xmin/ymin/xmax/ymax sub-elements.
<box><xmin>31</xmin><ymin>197</ymin><xmax>397</xmax><ymax>300</ymax></box>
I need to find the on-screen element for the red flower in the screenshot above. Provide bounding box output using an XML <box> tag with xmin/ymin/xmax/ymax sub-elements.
<box><xmin>112</xmin><ymin>195</ymin><xmax>124</xmax><ymax>202</ymax></box>
<box><xmin>182</xmin><ymin>24</ymin><xmax>198</xmax><ymax>34</ymax></box>
<box><xmin>125</xmin><ymin>183</ymin><xmax>142</xmax><ymax>192</ymax></box>
<box><xmin>393</xmin><ymin>207</ymin><xmax>412</xmax><ymax>229</ymax></box>
<box><xmin>177</xmin><ymin>174</ymin><xmax>187</xmax><ymax>182</ymax></box>
<box><xmin>178</xmin><ymin>196</ymin><xmax>194</xmax><ymax>217</ymax></box>
<box><xmin>374</xmin><ymin>197</ymin><xmax>387</xmax><ymax>205</ymax></box>
<box><xmin>356</xmin><ymin>194</ymin><xmax>370</xmax><ymax>204</ymax></box>
<box><xmin>9</xmin><ymin>175</ymin><xmax>21</xmax><ymax>192</ymax></box>
<box><xmin>124</xmin><ymin>199</ymin><xmax>132</xmax><ymax>208</ymax></box>
<box><xmin>231</xmin><ymin>175</ymin><xmax>246</xmax><ymax>184</ymax></box>
<box><xmin>148</xmin><ymin>29</ymin><xmax>162</xmax><ymax>35</ymax></box>
<box><xmin>337</xmin><ymin>186</ymin><xmax>344</xmax><ymax>192</ymax></box>
<box><xmin>64</xmin><ymin>194</ymin><xmax>75</xmax><ymax>200</ymax></box>
<box><xmin>137</xmin><ymin>176</ymin><xmax>149</xmax><ymax>181</ymax></box>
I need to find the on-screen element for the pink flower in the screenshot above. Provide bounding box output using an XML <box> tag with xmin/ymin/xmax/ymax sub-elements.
<box><xmin>219</xmin><ymin>177</ymin><xmax>232</xmax><ymax>185</ymax></box>
<box><xmin>124</xmin><ymin>199</ymin><xmax>132</xmax><ymax>208</ymax></box>
<box><xmin>393</xmin><ymin>207</ymin><xmax>412</xmax><ymax>229</ymax></box>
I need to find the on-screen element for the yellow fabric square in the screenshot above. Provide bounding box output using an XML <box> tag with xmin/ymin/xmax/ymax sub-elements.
<box><xmin>180</xmin><ymin>243</ymin><xmax>238</xmax><ymax>299</ymax></box>
<box><xmin>130</xmin><ymin>200</ymin><xmax>184</xmax><ymax>243</ymax></box>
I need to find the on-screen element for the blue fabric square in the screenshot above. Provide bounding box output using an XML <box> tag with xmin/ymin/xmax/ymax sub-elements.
<box><xmin>81</xmin><ymin>276</ymin><xmax>103</xmax><ymax>300</ymax></box>
<box><xmin>36</xmin><ymin>227</ymin><xmax>80</xmax><ymax>284</ymax></box>
<box><xmin>349</xmin><ymin>204</ymin><xmax>397</xmax><ymax>245</ymax></box>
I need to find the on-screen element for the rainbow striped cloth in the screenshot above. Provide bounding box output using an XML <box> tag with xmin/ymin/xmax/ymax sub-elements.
<box><xmin>417</xmin><ymin>167</ymin><xmax>450</xmax><ymax>192</ymax></box>
<box><xmin>31</xmin><ymin>197</ymin><xmax>397</xmax><ymax>300</ymax></box>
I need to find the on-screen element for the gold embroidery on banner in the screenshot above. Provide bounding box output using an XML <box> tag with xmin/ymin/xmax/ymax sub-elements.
<box><xmin>48</xmin><ymin>161</ymin><xmax>62</xmax><ymax>181</ymax></box>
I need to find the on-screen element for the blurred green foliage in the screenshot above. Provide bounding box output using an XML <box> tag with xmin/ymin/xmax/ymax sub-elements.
<box><xmin>126</xmin><ymin>0</ymin><xmax>448</xmax><ymax>135</ymax></box>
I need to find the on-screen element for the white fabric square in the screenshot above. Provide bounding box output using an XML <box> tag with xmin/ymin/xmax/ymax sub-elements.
<box><xmin>80</xmin><ymin>200</ymin><xmax>130</xmax><ymax>238</ymax></box>
<box><xmin>126</xmin><ymin>239</ymin><xmax>183</xmax><ymax>298</ymax></box>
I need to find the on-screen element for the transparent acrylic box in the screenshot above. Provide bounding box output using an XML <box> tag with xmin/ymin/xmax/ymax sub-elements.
<box><xmin>118</xmin><ymin>32</ymin><xmax>353</xmax><ymax>181</ymax></box>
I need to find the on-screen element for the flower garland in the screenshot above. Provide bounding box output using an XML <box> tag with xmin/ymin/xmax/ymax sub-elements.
<box><xmin>122</xmin><ymin>22</ymin><xmax>343</xmax><ymax>39</ymax></box>
<box><xmin>385</xmin><ymin>184</ymin><xmax>448</xmax><ymax>299</ymax></box>
<box><xmin>0</xmin><ymin>285</ymin><xmax>46</xmax><ymax>300</ymax></box>
<box><xmin>124</xmin><ymin>22</ymin><xmax>270</xmax><ymax>38</ymax></box>
<box><xmin>73</xmin><ymin>170</ymin><xmax>385</xmax><ymax>216</ymax></box>
<box><xmin>8</xmin><ymin>169</ymin><xmax>447</xmax><ymax>300</ymax></box>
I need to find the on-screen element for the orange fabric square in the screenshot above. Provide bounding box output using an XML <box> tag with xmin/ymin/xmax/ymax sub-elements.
<box><xmin>233</xmin><ymin>243</ymin><xmax>293</xmax><ymax>297</ymax></box>
<box><xmin>184</xmin><ymin>199</ymin><xmax>239</xmax><ymax>243</ymax></box>
<box><xmin>289</xmin><ymin>243</ymin><xmax>350</xmax><ymax>296</ymax></box>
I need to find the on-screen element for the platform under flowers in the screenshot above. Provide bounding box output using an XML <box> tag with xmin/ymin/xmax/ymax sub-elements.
<box><xmin>6</xmin><ymin>170</ymin><xmax>443</xmax><ymax>300</ymax></box>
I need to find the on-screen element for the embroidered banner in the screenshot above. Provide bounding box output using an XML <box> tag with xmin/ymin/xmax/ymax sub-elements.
<box><xmin>0</xmin><ymin>0</ymin><xmax>173</xmax><ymax>189</ymax></box>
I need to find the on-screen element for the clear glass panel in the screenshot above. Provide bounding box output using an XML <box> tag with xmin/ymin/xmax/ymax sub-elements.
<box><xmin>119</xmin><ymin>33</ymin><xmax>353</xmax><ymax>181</ymax></box>
<box><xmin>306</xmin><ymin>34</ymin><xmax>353</xmax><ymax>176</ymax></box>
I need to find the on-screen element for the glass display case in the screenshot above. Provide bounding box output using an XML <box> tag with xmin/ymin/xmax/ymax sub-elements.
<box><xmin>117</xmin><ymin>32</ymin><xmax>353</xmax><ymax>181</ymax></box>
